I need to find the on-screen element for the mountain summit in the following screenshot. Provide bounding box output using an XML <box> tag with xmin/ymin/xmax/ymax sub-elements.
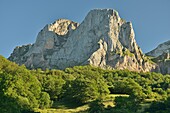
<box><xmin>9</xmin><ymin>9</ymin><xmax>157</xmax><ymax>72</ymax></box>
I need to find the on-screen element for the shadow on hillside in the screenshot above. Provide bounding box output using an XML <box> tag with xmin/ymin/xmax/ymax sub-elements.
<box><xmin>52</xmin><ymin>100</ymin><xmax>86</xmax><ymax>109</ymax></box>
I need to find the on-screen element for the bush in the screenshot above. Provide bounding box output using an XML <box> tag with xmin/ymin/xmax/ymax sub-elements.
<box><xmin>88</xmin><ymin>99</ymin><xmax>105</xmax><ymax>113</ymax></box>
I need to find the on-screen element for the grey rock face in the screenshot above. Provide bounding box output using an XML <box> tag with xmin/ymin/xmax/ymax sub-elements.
<box><xmin>146</xmin><ymin>41</ymin><xmax>170</xmax><ymax>74</ymax></box>
<box><xmin>154</xmin><ymin>52</ymin><xmax>170</xmax><ymax>74</ymax></box>
<box><xmin>146</xmin><ymin>40</ymin><xmax>170</xmax><ymax>57</ymax></box>
<box><xmin>9</xmin><ymin>9</ymin><xmax>157</xmax><ymax>72</ymax></box>
<box><xmin>8</xmin><ymin>44</ymin><xmax>32</xmax><ymax>65</ymax></box>
<box><xmin>158</xmin><ymin>60</ymin><xmax>170</xmax><ymax>74</ymax></box>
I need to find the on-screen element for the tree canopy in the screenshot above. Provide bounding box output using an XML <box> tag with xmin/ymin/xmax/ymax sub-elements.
<box><xmin>0</xmin><ymin>55</ymin><xmax>170</xmax><ymax>113</ymax></box>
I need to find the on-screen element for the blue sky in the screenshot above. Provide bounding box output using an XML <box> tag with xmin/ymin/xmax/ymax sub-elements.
<box><xmin>0</xmin><ymin>0</ymin><xmax>170</xmax><ymax>58</ymax></box>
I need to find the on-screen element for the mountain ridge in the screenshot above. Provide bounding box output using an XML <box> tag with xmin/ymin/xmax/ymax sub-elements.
<box><xmin>146</xmin><ymin>40</ymin><xmax>170</xmax><ymax>74</ymax></box>
<box><xmin>146</xmin><ymin>40</ymin><xmax>170</xmax><ymax>57</ymax></box>
<box><xmin>9</xmin><ymin>9</ymin><xmax>168</xmax><ymax>73</ymax></box>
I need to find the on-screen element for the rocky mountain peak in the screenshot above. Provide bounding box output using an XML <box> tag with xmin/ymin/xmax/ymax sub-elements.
<box><xmin>9</xmin><ymin>9</ymin><xmax>157</xmax><ymax>72</ymax></box>
<box><xmin>48</xmin><ymin>19</ymin><xmax>79</xmax><ymax>35</ymax></box>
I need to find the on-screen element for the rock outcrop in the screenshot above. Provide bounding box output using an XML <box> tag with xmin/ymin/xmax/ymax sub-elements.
<box><xmin>156</xmin><ymin>53</ymin><xmax>170</xmax><ymax>74</ymax></box>
<box><xmin>146</xmin><ymin>40</ymin><xmax>170</xmax><ymax>74</ymax></box>
<box><xmin>8</xmin><ymin>44</ymin><xmax>32</xmax><ymax>65</ymax></box>
<box><xmin>9</xmin><ymin>9</ymin><xmax>157</xmax><ymax>72</ymax></box>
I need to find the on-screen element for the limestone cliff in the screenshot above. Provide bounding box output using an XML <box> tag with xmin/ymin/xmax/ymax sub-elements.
<box><xmin>9</xmin><ymin>9</ymin><xmax>157</xmax><ymax>72</ymax></box>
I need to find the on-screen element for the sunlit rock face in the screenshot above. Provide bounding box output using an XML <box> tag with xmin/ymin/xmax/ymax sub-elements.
<box><xmin>9</xmin><ymin>9</ymin><xmax>157</xmax><ymax>72</ymax></box>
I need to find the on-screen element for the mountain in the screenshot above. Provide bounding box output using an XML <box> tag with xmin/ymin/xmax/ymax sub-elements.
<box><xmin>9</xmin><ymin>9</ymin><xmax>157</xmax><ymax>72</ymax></box>
<box><xmin>146</xmin><ymin>40</ymin><xmax>170</xmax><ymax>57</ymax></box>
<box><xmin>146</xmin><ymin>40</ymin><xmax>170</xmax><ymax>74</ymax></box>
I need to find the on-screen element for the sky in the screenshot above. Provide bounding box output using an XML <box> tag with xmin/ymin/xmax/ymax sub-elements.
<box><xmin>0</xmin><ymin>0</ymin><xmax>170</xmax><ymax>58</ymax></box>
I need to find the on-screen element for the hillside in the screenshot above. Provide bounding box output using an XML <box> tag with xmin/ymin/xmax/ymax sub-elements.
<box><xmin>1</xmin><ymin>56</ymin><xmax>170</xmax><ymax>113</ymax></box>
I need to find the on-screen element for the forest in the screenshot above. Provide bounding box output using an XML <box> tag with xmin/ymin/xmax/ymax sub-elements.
<box><xmin>0</xmin><ymin>55</ymin><xmax>170</xmax><ymax>113</ymax></box>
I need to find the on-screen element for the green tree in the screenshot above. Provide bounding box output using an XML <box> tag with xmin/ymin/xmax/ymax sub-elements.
<box><xmin>63</xmin><ymin>75</ymin><xmax>109</xmax><ymax>104</ymax></box>
<box><xmin>0</xmin><ymin>56</ymin><xmax>51</xmax><ymax>112</ymax></box>
<box><xmin>39</xmin><ymin>92</ymin><xmax>52</xmax><ymax>109</ymax></box>
<box><xmin>42</xmin><ymin>75</ymin><xmax>65</xmax><ymax>100</ymax></box>
<box><xmin>88</xmin><ymin>99</ymin><xmax>105</xmax><ymax>113</ymax></box>
<box><xmin>113</xmin><ymin>96</ymin><xmax>141</xmax><ymax>113</ymax></box>
<box><xmin>144</xmin><ymin>97</ymin><xmax>170</xmax><ymax>113</ymax></box>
